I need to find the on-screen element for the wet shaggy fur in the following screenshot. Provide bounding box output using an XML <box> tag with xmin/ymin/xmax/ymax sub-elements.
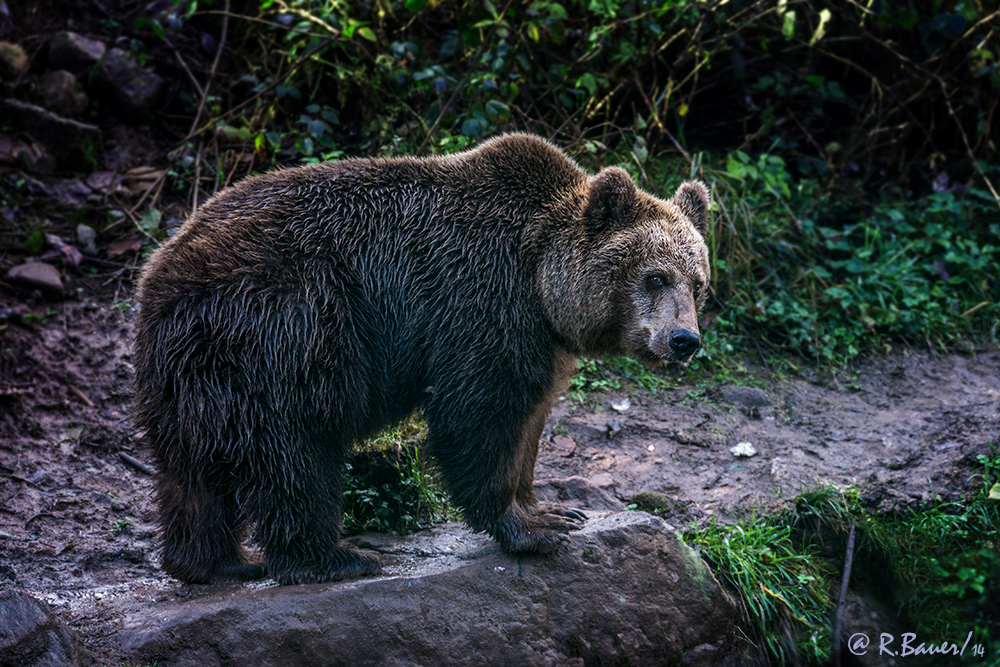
<box><xmin>132</xmin><ymin>133</ymin><xmax>711</xmax><ymax>585</ymax></box>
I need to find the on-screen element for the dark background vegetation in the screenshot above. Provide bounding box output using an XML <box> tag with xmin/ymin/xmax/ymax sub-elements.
<box><xmin>2</xmin><ymin>0</ymin><xmax>998</xmax><ymax>665</ymax></box>
<box><xmin>5</xmin><ymin>0</ymin><xmax>998</xmax><ymax>363</ymax></box>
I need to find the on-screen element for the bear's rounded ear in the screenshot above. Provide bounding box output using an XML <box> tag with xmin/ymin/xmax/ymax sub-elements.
<box><xmin>584</xmin><ymin>167</ymin><xmax>639</xmax><ymax>237</ymax></box>
<box><xmin>671</xmin><ymin>181</ymin><xmax>711</xmax><ymax>238</ymax></box>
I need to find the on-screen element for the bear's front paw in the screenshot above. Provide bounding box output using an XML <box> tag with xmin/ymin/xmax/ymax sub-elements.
<box><xmin>537</xmin><ymin>502</ymin><xmax>587</xmax><ymax>525</ymax></box>
<box><xmin>491</xmin><ymin>504</ymin><xmax>582</xmax><ymax>554</ymax></box>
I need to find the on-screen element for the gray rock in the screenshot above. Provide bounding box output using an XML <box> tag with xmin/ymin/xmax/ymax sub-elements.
<box><xmin>709</xmin><ymin>385</ymin><xmax>771</xmax><ymax>418</ymax></box>
<box><xmin>533</xmin><ymin>475</ymin><xmax>624</xmax><ymax>511</ymax></box>
<box><xmin>0</xmin><ymin>589</ymin><xmax>89</xmax><ymax>667</ymax></box>
<box><xmin>90</xmin><ymin>48</ymin><xmax>164</xmax><ymax>117</ymax></box>
<box><xmin>122</xmin><ymin>512</ymin><xmax>741</xmax><ymax>666</ymax></box>
<box><xmin>47</xmin><ymin>31</ymin><xmax>105</xmax><ymax>76</ymax></box>
<box><xmin>5</xmin><ymin>261</ymin><xmax>64</xmax><ymax>299</ymax></box>
<box><xmin>76</xmin><ymin>224</ymin><xmax>97</xmax><ymax>255</ymax></box>
<box><xmin>36</xmin><ymin>71</ymin><xmax>89</xmax><ymax>117</ymax></box>
<box><xmin>2</xmin><ymin>99</ymin><xmax>102</xmax><ymax>171</ymax></box>
<box><xmin>711</xmin><ymin>385</ymin><xmax>771</xmax><ymax>408</ymax></box>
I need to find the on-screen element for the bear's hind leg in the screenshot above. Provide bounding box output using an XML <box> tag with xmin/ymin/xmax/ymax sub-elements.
<box><xmin>251</xmin><ymin>443</ymin><xmax>382</xmax><ymax>585</ymax></box>
<box><xmin>156</xmin><ymin>461</ymin><xmax>263</xmax><ymax>584</ymax></box>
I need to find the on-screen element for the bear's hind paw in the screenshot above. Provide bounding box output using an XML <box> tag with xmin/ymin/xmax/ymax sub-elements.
<box><xmin>268</xmin><ymin>546</ymin><xmax>383</xmax><ymax>585</ymax></box>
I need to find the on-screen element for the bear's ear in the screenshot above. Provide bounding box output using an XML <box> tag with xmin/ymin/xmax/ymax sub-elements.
<box><xmin>671</xmin><ymin>181</ymin><xmax>710</xmax><ymax>238</ymax></box>
<box><xmin>584</xmin><ymin>167</ymin><xmax>639</xmax><ymax>237</ymax></box>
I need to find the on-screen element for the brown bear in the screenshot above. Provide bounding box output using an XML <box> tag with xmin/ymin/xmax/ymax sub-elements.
<box><xmin>132</xmin><ymin>133</ymin><xmax>711</xmax><ymax>585</ymax></box>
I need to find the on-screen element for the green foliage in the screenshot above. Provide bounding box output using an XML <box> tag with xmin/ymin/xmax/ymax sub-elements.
<box><xmin>686</xmin><ymin>516</ymin><xmax>834</xmax><ymax>664</ymax></box>
<box><xmin>567</xmin><ymin>359</ymin><xmax>621</xmax><ymax>402</ymax></box>
<box><xmin>112</xmin><ymin>517</ymin><xmax>137</xmax><ymax>535</ymax></box>
<box><xmin>147</xmin><ymin>0</ymin><xmax>995</xmax><ymax>175</ymax></box>
<box><xmin>790</xmin><ymin>481</ymin><xmax>999</xmax><ymax>653</ymax></box>
<box><xmin>124</xmin><ymin>0</ymin><xmax>998</xmax><ymax>365</ymax></box>
<box><xmin>567</xmin><ymin>357</ymin><xmax>672</xmax><ymax>403</ymax></box>
<box><xmin>342</xmin><ymin>416</ymin><xmax>456</xmax><ymax>534</ymax></box>
<box><xmin>685</xmin><ymin>472</ymin><xmax>1000</xmax><ymax>665</ymax></box>
<box><xmin>693</xmin><ymin>157</ymin><xmax>1000</xmax><ymax>363</ymax></box>
<box><xmin>693</xmin><ymin>471</ymin><xmax>1000</xmax><ymax>665</ymax></box>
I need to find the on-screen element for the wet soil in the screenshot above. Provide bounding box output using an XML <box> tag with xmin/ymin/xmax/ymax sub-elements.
<box><xmin>1</xmin><ymin>294</ymin><xmax>998</xmax><ymax>665</ymax></box>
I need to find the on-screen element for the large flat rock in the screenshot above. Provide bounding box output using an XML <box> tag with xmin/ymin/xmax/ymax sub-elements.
<box><xmin>122</xmin><ymin>512</ymin><xmax>740</xmax><ymax>666</ymax></box>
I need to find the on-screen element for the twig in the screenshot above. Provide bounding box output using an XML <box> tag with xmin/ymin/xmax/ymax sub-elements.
<box><xmin>192</xmin><ymin>140</ymin><xmax>203</xmax><ymax>214</ymax></box>
<box><xmin>868</xmin><ymin>35</ymin><xmax>1000</xmax><ymax>209</ymax></box>
<box><xmin>119</xmin><ymin>452</ymin><xmax>156</xmax><ymax>477</ymax></box>
<box><xmin>67</xmin><ymin>385</ymin><xmax>95</xmax><ymax>408</ymax></box>
<box><xmin>546</xmin><ymin>104</ymin><xmax>585</xmax><ymax>143</ymax></box>
<box><xmin>25</xmin><ymin>512</ymin><xmax>59</xmax><ymax>528</ymax></box>
<box><xmin>832</xmin><ymin>522</ymin><xmax>857</xmax><ymax>667</ymax></box>
<box><xmin>180</xmin><ymin>37</ymin><xmax>336</xmax><ymax>147</ymax></box>
<box><xmin>185</xmin><ymin>0</ymin><xmax>231</xmax><ymax>145</ymax></box>
<box><xmin>634</xmin><ymin>72</ymin><xmax>692</xmax><ymax>167</ymax></box>
<box><xmin>165</xmin><ymin>38</ymin><xmax>205</xmax><ymax>99</ymax></box>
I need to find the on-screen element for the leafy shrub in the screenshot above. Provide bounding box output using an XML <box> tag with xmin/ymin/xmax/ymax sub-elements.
<box><xmin>342</xmin><ymin>417</ymin><xmax>455</xmax><ymax>534</ymax></box>
<box><xmin>126</xmin><ymin>0</ymin><xmax>999</xmax><ymax>367</ymax></box>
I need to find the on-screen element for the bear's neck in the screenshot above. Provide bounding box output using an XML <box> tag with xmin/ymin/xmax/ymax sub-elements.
<box><xmin>536</xmin><ymin>227</ymin><xmax>620</xmax><ymax>357</ymax></box>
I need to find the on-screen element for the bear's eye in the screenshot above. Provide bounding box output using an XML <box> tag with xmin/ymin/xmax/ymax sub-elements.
<box><xmin>646</xmin><ymin>275</ymin><xmax>668</xmax><ymax>291</ymax></box>
<box><xmin>694</xmin><ymin>281</ymin><xmax>704</xmax><ymax>298</ymax></box>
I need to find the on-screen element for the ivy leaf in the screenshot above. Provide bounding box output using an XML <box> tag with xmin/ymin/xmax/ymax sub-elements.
<box><xmin>485</xmin><ymin>100</ymin><xmax>510</xmax><ymax>123</ymax></box>
<box><xmin>461</xmin><ymin>118</ymin><xmax>483</xmax><ymax>137</ymax></box>
<box><xmin>405</xmin><ymin>0</ymin><xmax>428</xmax><ymax>11</ymax></box>
<box><xmin>307</xmin><ymin>119</ymin><xmax>327</xmax><ymax>138</ymax></box>
<box><xmin>576</xmin><ymin>72</ymin><xmax>597</xmax><ymax>96</ymax></box>
<box><xmin>357</xmin><ymin>27</ymin><xmax>377</xmax><ymax>42</ymax></box>
<box><xmin>782</xmin><ymin>11</ymin><xmax>796</xmax><ymax>39</ymax></box>
<box><xmin>138</xmin><ymin>208</ymin><xmax>162</xmax><ymax>237</ymax></box>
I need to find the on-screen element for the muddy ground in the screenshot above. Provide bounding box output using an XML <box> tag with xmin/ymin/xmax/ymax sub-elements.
<box><xmin>1</xmin><ymin>291</ymin><xmax>998</xmax><ymax>665</ymax></box>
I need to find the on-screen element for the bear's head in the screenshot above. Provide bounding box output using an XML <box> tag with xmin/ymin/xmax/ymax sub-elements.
<box><xmin>578</xmin><ymin>168</ymin><xmax>711</xmax><ymax>366</ymax></box>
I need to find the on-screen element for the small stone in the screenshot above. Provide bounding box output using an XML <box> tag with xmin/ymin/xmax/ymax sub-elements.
<box><xmin>5</xmin><ymin>261</ymin><xmax>64</xmax><ymax>299</ymax></box>
<box><xmin>90</xmin><ymin>48</ymin><xmax>165</xmax><ymax>117</ymax></box>
<box><xmin>47</xmin><ymin>31</ymin><xmax>106</xmax><ymax>75</ymax></box>
<box><xmin>77</xmin><ymin>224</ymin><xmax>97</xmax><ymax>255</ymax></box>
<box><xmin>711</xmin><ymin>385</ymin><xmax>771</xmax><ymax>408</ymax></box>
<box><xmin>611</xmin><ymin>397</ymin><xmax>631</xmax><ymax>412</ymax></box>
<box><xmin>550</xmin><ymin>435</ymin><xmax>576</xmax><ymax>457</ymax></box>
<box><xmin>0</xmin><ymin>40</ymin><xmax>27</xmax><ymax>78</ymax></box>
<box><xmin>36</xmin><ymin>70</ymin><xmax>89</xmax><ymax>116</ymax></box>
<box><xmin>86</xmin><ymin>171</ymin><xmax>122</xmax><ymax>194</ymax></box>
<box><xmin>729</xmin><ymin>442</ymin><xmax>757</xmax><ymax>458</ymax></box>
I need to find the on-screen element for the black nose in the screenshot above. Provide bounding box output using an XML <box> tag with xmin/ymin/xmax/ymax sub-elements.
<box><xmin>669</xmin><ymin>329</ymin><xmax>701</xmax><ymax>360</ymax></box>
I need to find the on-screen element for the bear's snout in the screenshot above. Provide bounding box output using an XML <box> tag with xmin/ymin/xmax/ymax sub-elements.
<box><xmin>668</xmin><ymin>328</ymin><xmax>700</xmax><ymax>361</ymax></box>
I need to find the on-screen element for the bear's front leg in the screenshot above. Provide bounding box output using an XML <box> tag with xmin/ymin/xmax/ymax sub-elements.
<box><xmin>424</xmin><ymin>356</ymin><xmax>586</xmax><ymax>554</ymax></box>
